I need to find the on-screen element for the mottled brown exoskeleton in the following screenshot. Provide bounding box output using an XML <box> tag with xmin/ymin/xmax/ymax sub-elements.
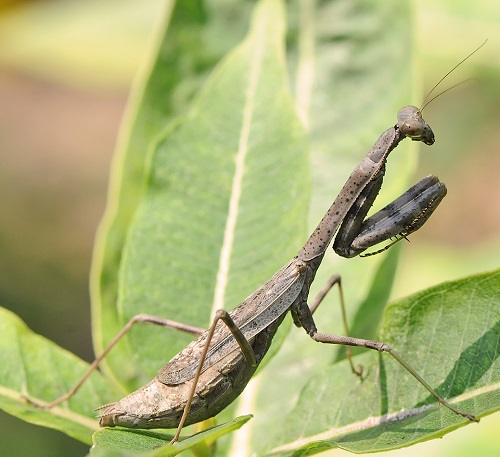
<box><xmin>27</xmin><ymin>105</ymin><xmax>478</xmax><ymax>444</ymax></box>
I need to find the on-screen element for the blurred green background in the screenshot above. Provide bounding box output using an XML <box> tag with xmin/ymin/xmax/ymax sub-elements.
<box><xmin>0</xmin><ymin>0</ymin><xmax>498</xmax><ymax>456</ymax></box>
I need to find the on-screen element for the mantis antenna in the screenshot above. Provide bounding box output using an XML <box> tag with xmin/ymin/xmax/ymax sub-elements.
<box><xmin>420</xmin><ymin>39</ymin><xmax>487</xmax><ymax>112</ymax></box>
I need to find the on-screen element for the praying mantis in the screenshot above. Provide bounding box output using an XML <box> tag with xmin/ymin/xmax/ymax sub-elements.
<box><xmin>26</xmin><ymin>41</ymin><xmax>486</xmax><ymax>447</ymax></box>
<box><xmin>27</xmin><ymin>104</ymin><xmax>477</xmax><ymax>444</ymax></box>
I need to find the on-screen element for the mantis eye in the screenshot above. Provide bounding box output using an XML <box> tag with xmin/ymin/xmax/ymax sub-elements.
<box><xmin>400</xmin><ymin>119</ymin><xmax>423</xmax><ymax>136</ymax></box>
<box><xmin>397</xmin><ymin>105</ymin><xmax>435</xmax><ymax>145</ymax></box>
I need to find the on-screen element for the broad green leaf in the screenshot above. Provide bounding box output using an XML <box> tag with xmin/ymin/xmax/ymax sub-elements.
<box><xmin>263</xmin><ymin>269</ymin><xmax>500</xmax><ymax>455</ymax></box>
<box><xmin>90</xmin><ymin>415</ymin><xmax>251</xmax><ymax>456</ymax></box>
<box><xmin>91</xmin><ymin>0</ymin><xmax>254</xmax><ymax>391</ymax></box>
<box><xmin>0</xmin><ymin>0</ymin><xmax>308</xmax><ymax>450</ymax></box>
<box><xmin>0</xmin><ymin>307</ymin><xmax>119</xmax><ymax>444</ymax></box>
<box><xmin>0</xmin><ymin>299</ymin><xmax>252</xmax><ymax>453</ymax></box>
<box><xmin>115</xmin><ymin>0</ymin><xmax>309</xmax><ymax>383</ymax></box>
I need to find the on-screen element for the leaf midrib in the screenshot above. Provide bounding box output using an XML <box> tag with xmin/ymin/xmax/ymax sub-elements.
<box><xmin>265</xmin><ymin>382</ymin><xmax>499</xmax><ymax>455</ymax></box>
<box><xmin>210</xmin><ymin>12</ymin><xmax>267</xmax><ymax>317</ymax></box>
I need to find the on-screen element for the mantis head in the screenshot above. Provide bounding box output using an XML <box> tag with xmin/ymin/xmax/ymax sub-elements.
<box><xmin>397</xmin><ymin>105</ymin><xmax>435</xmax><ymax>146</ymax></box>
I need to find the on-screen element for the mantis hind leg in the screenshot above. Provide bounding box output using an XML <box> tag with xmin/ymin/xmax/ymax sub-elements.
<box><xmin>24</xmin><ymin>313</ymin><xmax>206</xmax><ymax>410</ymax></box>
<box><xmin>294</xmin><ymin>301</ymin><xmax>478</xmax><ymax>423</ymax></box>
<box><xmin>170</xmin><ymin>309</ymin><xmax>257</xmax><ymax>444</ymax></box>
<box><xmin>296</xmin><ymin>274</ymin><xmax>362</xmax><ymax>377</ymax></box>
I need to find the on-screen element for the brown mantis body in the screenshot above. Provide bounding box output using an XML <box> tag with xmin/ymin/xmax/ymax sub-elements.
<box><xmin>28</xmin><ymin>106</ymin><xmax>478</xmax><ymax>444</ymax></box>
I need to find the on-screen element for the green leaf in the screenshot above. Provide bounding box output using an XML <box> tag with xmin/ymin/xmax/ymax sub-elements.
<box><xmin>116</xmin><ymin>0</ymin><xmax>309</xmax><ymax>384</ymax></box>
<box><xmin>91</xmin><ymin>0</ymin><xmax>254</xmax><ymax>391</ymax></box>
<box><xmin>0</xmin><ymin>307</ymin><xmax>119</xmax><ymax>445</ymax></box>
<box><xmin>90</xmin><ymin>415</ymin><xmax>251</xmax><ymax>456</ymax></box>
<box><xmin>264</xmin><ymin>269</ymin><xmax>500</xmax><ymax>455</ymax></box>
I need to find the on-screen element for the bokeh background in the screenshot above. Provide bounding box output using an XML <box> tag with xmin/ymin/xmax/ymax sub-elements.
<box><xmin>0</xmin><ymin>0</ymin><xmax>498</xmax><ymax>456</ymax></box>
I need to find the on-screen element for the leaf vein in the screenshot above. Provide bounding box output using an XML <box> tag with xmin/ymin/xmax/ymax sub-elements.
<box><xmin>211</xmin><ymin>17</ymin><xmax>266</xmax><ymax>317</ymax></box>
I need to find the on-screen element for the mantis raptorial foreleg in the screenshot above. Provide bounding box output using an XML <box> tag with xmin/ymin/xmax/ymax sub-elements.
<box><xmin>299</xmin><ymin>174</ymin><xmax>447</xmax><ymax>378</ymax></box>
<box><xmin>333</xmin><ymin>175</ymin><xmax>446</xmax><ymax>258</ymax></box>
<box><xmin>293</xmin><ymin>182</ymin><xmax>477</xmax><ymax>422</ymax></box>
